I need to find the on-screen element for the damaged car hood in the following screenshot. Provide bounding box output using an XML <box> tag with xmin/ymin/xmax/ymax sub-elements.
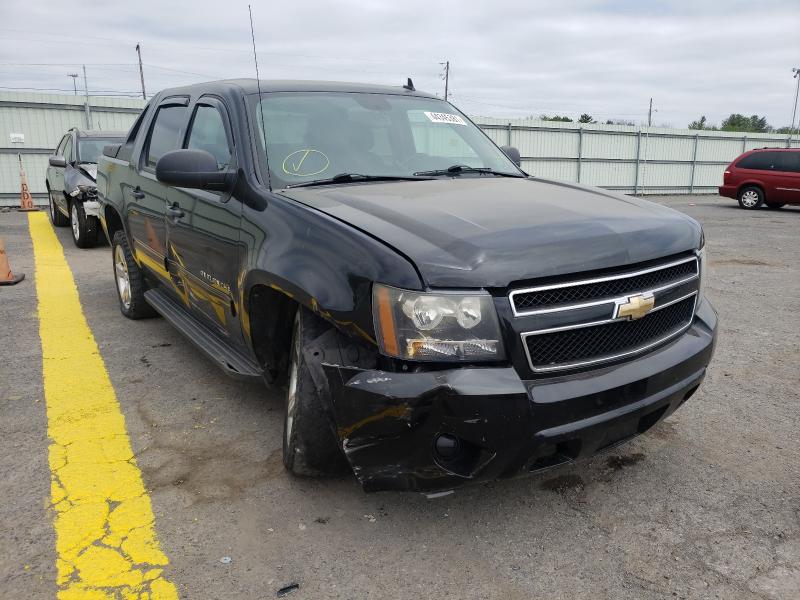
<box><xmin>77</xmin><ymin>163</ymin><xmax>97</xmax><ymax>181</ymax></box>
<box><xmin>279</xmin><ymin>177</ymin><xmax>702</xmax><ymax>288</ymax></box>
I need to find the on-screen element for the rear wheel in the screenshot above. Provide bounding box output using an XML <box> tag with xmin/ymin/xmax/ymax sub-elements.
<box><xmin>48</xmin><ymin>189</ymin><xmax>69</xmax><ymax>227</ymax></box>
<box><xmin>111</xmin><ymin>231</ymin><xmax>156</xmax><ymax>319</ymax></box>
<box><xmin>765</xmin><ymin>201</ymin><xmax>786</xmax><ymax>209</ymax></box>
<box><xmin>283</xmin><ymin>307</ymin><xmax>348</xmax><ymax>477</ymax></box>
<box><xmin>738</xmin><ymin>186</ymin><xmax>764</xmax><ymax>210</ymax></box>
<box><xmin>70</xmin><ymin>202</ymin><xmax>98</xmax><ymax>248</ymax></box>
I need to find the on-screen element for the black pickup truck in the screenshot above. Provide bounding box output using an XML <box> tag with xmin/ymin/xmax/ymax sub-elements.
<box><xmin>97</xmin><ymin>79</ymin><xmax>717</xmax><ymax>493</ymax></box>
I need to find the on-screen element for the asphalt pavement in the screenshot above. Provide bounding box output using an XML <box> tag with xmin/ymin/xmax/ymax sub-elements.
<box><xmin>1</xmin><ymin>195</ymin><xmax>798</xmax><ymax>599</ymax></box>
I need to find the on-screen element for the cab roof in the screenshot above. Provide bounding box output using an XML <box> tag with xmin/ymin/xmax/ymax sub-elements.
<box><xmin>153</xmin><ymin>78</ymin><xmax>440</xmax><ymax>100</ymax></box>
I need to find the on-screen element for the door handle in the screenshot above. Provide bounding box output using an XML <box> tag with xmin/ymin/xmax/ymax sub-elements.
<box><xmin>131</xmin><ymin>187</ymin><xmax>145</xmax><ymax>200</ymax></box>
<box><xmin>166</xmin><ymin>203</ymin><xmax>185</xmax><ymax>220</ymax></box>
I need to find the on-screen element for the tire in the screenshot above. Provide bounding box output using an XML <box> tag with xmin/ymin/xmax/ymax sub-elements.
<box><xmin>283</xmin><ymin>307</ymin><xmax>348</xmax><ymax>477</ymax></box>
<box><xmin>765</xmin><ymin>202</ymin><xmax>786</xmax><ymax>209</ymax></box>
<box><xmin>111</xmin><ymin>230</ymin><xmax>156</xmax><ymax>319</ymax></box>
<box><xmin>738</xmin><ymin>186</ymin><xmax>764</xmax><ymax>210</ymax></box>
<box><xmin>70</xmin><ymin>201</ymin><xmax>98</xmax><ymax>248</ymax></box>
<box><xmin>48</xmin><ymin>188</ymin><xmax>69</xmax><ymax>227</ymax></box>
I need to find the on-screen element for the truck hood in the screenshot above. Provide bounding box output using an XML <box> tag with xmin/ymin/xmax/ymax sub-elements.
<box><xmin>77</xmin><ymin>163</ymin><xmax>97</xmax><ymax>181</ymax></box>
<box><xmin>279</xmin><ymin>177</ymin><xmax>702</xmax><ymax>288</ymax></box>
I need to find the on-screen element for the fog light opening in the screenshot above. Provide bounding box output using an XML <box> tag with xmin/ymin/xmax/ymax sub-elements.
<box><xmin>434</xmin><ymin>434</ymin><xmax>462</xmax><ymax>461</ymax></box>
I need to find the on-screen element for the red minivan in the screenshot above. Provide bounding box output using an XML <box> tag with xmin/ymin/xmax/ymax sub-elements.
<box><xmin>719</xmin><ymin>148</ymin><xmax>800</xmax><ymax>209</ymax></box>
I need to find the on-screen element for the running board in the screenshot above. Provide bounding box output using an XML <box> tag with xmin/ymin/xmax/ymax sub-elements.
<box><xmin>144</xmin><ymin>288</ymin><xmax>263</xmax><ymax>382</ymax></box>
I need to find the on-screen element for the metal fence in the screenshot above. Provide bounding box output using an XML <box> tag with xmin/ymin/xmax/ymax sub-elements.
<box><xmin>2</xmin><ymin>91</ymin><xmax>799</xmax><ymax>206</ymax></box>
<box><xmin>0</xmin><ymin>91</ymin><xmax>145</xmax><ymax>206</ymax></box>
<box><xmin>475</xmin><ymin>116</ymin><xmax>800</xmax><ymax>195</ymax></box>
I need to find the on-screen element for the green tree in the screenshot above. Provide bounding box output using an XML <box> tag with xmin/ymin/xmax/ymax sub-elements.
<box><xmin>540</xmin><ymin>115</ymin><xmax>573</xmax><ymax>122</ymax></box>
<box><xmin>720</xmin><ymin>114</ymin><xmax>772</xmax><ymax>133</ymax></box>
<box><xmin>775</xmin><ymin>126</ymin><xmax>795</xmax><ymax>134</ymax></box>
<box><xmin>578</xmin><ymin>113</ymin><xmax>595</xmax><ymax>124</ymax></box>
<box><xmin>688</xmin><ymin>115</ymin><xmax>713</xmax><ymax>130</ymax></box>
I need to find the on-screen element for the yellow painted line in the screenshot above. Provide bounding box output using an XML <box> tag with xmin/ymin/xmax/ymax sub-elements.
<box><xmin>28</xmin><ymin>212</ymin><xmax>178</xmax><ymax>600</ymax></box>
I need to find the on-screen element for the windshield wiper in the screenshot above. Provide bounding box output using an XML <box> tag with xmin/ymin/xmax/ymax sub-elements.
<box><xmin>286</xmin><ymin>173</ymin><xmax>433</xmax><ymax>189</ymax></box>
<box><xmin>413</xmin><ymin>165</ymin><xmax>524</xmax><ymax>178</ymax></box>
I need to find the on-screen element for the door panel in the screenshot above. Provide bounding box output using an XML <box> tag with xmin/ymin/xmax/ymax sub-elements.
<box><xmin>165</xmin><ymin>99</ymin><xmax>242</xmax><ymax>341</ymax></box>
<box><xmin>774</xmin><ymin>153</ymin><xmax>800</xmax><ymax>204</ymax></box>
<box><xmin>166</xmin><ymin>188</ymin><xmax>242</xmax><ymax>338</ymax></box>
<box><xmin>127</xmin><ymin>99</ymin><xmax>189</xmax><ymax>288</ymax></box>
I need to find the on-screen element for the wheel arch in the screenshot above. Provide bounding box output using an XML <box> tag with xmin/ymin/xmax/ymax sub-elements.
<box><xmin>738</xmin><ymin>181</ymin><xmax>766</xmax><ymax>199</ymax></box>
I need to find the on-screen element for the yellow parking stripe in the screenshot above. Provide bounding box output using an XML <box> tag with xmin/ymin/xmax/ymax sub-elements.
<box><xmin>28</xmin><ymin>212</ymin><xmax>178</xmax><ymax>600</ymax></box>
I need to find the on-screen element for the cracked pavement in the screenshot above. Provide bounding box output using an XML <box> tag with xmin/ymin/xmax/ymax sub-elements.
<box><xmin>1</xmin><ymin>195</ymin><xmax>798</xmax><ymax>599</ymax></box>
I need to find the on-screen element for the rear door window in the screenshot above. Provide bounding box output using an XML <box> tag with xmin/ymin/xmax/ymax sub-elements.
<box><xmin>144</xmin><ymin>104</ymin><xmax>188</xmax><ymax>169</ymax></box>
<box><xmin>777</xmin><ymin>152</ymin><xmax>800</xmax><ymax>173</ymax></box>
<box><xmin>736</xmin><ymin>152</ymin><xmax>781</xmax><ymax>170</ymax></box>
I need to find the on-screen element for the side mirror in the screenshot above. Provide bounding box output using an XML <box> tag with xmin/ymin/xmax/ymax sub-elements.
<box><xmin>49</xmin><ymin>155</ymin><xmax>67</xmax><ymax>168</ymax></box>
<box><xmin>103</xmin><ymin>143</ymin><xmax>121</xmax><ymax>159</ymax></box>
<box><xmin>500</xmin><ymin>146</ymin><xmax>521</xmax><ymax>167</ymax></box>
<box><xmin>155</xmin><ymin>149</ymin><xmax>234</xmax><ymax>192</ymax></box>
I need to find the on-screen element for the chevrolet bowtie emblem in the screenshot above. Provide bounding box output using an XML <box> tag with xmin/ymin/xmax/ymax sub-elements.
<box><xmin>616</xmin><ymin>293</ymin><xmax>655</xmax><ymax>320</ymax></box>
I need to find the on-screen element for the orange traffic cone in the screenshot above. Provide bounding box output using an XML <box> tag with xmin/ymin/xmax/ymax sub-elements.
<box><xmin>0</xmin><ymin>238</ymin><xmax>25</xmax><ymax>286</ymax></box>
<box><xmin>18</xmin><ymin>154</ymin><xmax>38</xmax><ymax>212</ymax></box>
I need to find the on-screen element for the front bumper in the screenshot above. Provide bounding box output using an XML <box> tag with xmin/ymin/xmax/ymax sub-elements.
<box><xmin>325</xmin><ymin>297</ymin><xmax>717</xmax><ymax>493</ymax></box>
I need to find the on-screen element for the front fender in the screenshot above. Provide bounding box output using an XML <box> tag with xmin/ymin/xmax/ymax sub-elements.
<box><xmin>240</xmin><ymin>193</ymin><xmax>422</xmax><ymax>345</ymax></box>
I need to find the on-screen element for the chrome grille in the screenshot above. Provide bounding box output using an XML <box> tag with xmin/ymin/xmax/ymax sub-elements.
<box><xmin>511</xmin><ymin>255</ymin><xmax>700</xmax><ymax>373</ymax></box>
<box><xmin>510</xmin><ymin>256</ymin><xmax>698</xmax><ymax>316</ymax></box>
<box><xmin>523</xmin><ymin>295</ymin><xmax>696</xmax><ymax>372</ymax></box>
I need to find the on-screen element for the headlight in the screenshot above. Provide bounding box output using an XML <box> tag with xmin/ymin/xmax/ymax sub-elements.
<box><xmin>697</xmin><ymin>245</ymin><xmax>707</xmax><ymax>296</ymax></box>
<box><xmin>373</xmin><ymin>283</ymin><xmax>506</xmax><ymax>361</ymax></box>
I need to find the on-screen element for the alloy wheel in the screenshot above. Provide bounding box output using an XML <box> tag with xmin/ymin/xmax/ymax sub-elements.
<box><xmin>740</xmin><ymin>190</ymin><xmax>760</xmax><ymax>208</ymax></box>
<box><xmin>71</xmin><ymin>204</ymin><xmax>80</xmax><ymax>241</ymax></box>
<box><xmin>114</xmin><ymin>245</ymin><xmax>131</xmax><ymax>309</ymax></box>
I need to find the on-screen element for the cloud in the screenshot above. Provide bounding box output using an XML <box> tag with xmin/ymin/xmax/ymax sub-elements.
<box><xmin>0</xmin><ymin>0</ymin><xmax>797</xmax><ymax>128</ymax></box>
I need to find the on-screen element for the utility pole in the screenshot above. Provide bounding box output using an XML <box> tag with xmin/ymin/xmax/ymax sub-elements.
<box><xmin>135</xmin><ymin>43</ymin><xmax>146</xmax><ymax>99</ymax></box>
<box><xmin>67</xmin><ymin>73</ymin><xmax>78</xmax><ymax>95</ymax></box>
<box><xmin>789</xmin><ymin>67</ymin><xmax>800</xmax><ymax>145</ymax></box>
<box><xmin>648</xmin><ymin>97</ymin><xmax>653</xmax><ymax>127</ymax></box>
<box><xmin>440</xmin><ymin>60</ymin><xmax>450</xmax><ymax>101</ymax></box>
<box><xmin>82</xmin><ymin>65</ymin><xmax>91</xmax><ymax>129</ymax></box>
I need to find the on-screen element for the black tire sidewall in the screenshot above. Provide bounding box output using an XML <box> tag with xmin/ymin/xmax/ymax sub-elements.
<box><xmin>282</xmin><ymin>308</ymin><xmax>348</xmax><ymax>477</ymax></box>
<box><xmin>111</xmin><ymin>230</ymin><xmax>156</xmax><ymax>319</ymax></box>
<box><xmin>71</xmin><ymin>202</ymin><xmax>98</xmax><ymax>248</ymax></box>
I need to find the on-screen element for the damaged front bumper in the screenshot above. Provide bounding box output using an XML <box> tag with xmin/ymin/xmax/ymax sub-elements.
<box><xmin>324</xmin><ymin>298</ymin><xmax>717</xmax><ymax>493</ymax></box>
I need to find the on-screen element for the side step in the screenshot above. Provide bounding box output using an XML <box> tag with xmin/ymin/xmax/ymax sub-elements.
<box><xmin>144</xmin><ymin>288</ymin><xmax>263</xmax><ymax>382</ymax></box>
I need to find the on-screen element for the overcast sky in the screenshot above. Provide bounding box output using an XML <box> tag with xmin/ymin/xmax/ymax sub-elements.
<box><xmin>1</xmin><ymin>0</ymin><xmax>798</xmax><ymax>128</ymax></box>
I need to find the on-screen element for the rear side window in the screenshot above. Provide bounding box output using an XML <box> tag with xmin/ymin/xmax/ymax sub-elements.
<box><xmin>777</xmin><ymin>152</ymin><xmax>800</xmax><ymax>173</ymax></box>
<box><xmin>186</xmin><ymin>104</ymin><xmax>232</xmax><ymax>170</ymax></box>
<box><xmin>736</xmin><ymin>151</ymin><xmax>781</xmax><ymax>170</ymax></box>
<box><xmin>145</xmin><ymin>105</ymin><xmax>188</xmax><ymax>169</ymax></box>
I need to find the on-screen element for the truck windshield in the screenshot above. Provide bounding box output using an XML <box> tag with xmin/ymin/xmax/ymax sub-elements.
<box><xmin>77</xmin><ymin>138</ymin><xmax>120</xmax><ymax>164</ymax></box>
<box><xmin>251</xmin><ymin>92</ymin><xmax>522</xmax><ymax>189</ymax></box>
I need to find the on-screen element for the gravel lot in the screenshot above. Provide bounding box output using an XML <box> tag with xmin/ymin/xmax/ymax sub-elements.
<box><xmin>1</xmin><ymin>195</ymin><xmax>799</xmax><ymax>599</ymax></box>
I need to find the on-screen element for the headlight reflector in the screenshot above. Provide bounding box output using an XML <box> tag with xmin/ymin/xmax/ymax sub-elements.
<box><xmin>373</xmin><ymin>284</ymin><xmax>505</xmax><ymax>361</ymax></box>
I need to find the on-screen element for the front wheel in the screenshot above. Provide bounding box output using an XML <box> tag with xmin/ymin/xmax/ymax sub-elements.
<box><xmin>111</xmin><ymin>231</ymin><xmax>156</xmax><ymax>319</ymax></box>
<box><xmin>70</xmin><ymin>202</ymin><xmax>98</xmax><ymax>248</ymax></box>
<box><xmin>738</xmin><ymin>186</ymin><xmax>764</xmax><ymax>210</ymax></box>
<box><xmin>48</xmin><ymin>191</ymin><xmax>69</xmax><ymax>227</ymax></box>
<box><xmin>283</xmin><ymin>307</ymin><xmax>348</xmax><ymax>477</ymax></box>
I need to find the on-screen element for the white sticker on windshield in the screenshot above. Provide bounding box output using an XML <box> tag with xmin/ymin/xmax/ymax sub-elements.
<box><xmin>424</xmin><ymin>111</ymin><xmax>467</xmax><ymax>126</ymax></box>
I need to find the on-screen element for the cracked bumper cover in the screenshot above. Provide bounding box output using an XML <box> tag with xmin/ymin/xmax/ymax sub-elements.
<box><xmin>81</xmin><ymin>199</ymin><xmax>102</xmax><ymax>219</ymax></box>
<box><xmin>324</xmin><ymin>298</ymin><xmax>717</xmax><ymax>493</ymax></box>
